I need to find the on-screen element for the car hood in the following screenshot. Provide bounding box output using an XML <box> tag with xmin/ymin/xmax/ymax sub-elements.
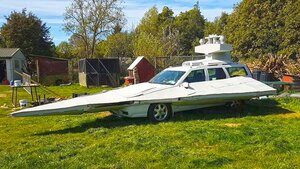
<box><xmin>108</xmin><ymin>82</ymin><xmax>172</xmax><ymax>98</ymax></box>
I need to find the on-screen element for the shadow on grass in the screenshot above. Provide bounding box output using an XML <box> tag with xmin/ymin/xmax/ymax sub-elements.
<box><xmin>36</xmin><ymin>99</ymin><xmax>293</xmax><ymax>136</ymax></box>
<box><xmin>173</xmin><ymin>99</ymin><xmax>292</xmax><ymax>121</ymax></box>
<box><xmin>36</xmin><ymin>115</ymin><xmax>149</xmax><ymax>136</ymax></box>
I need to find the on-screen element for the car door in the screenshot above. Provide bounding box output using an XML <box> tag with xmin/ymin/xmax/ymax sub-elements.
<box><xmin>183</xmin><ymin>69</ymin><xmax>206</xmax><ymax>83</ymax></box>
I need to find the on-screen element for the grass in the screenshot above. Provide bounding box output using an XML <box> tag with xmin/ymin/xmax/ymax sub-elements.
<box><xmin>0</xmin><ymin>84</ymin><xmax>300</xmax><ymax>168</ymax></box>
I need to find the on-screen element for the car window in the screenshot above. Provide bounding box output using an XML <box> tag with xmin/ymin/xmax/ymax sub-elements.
<box><xmin>226</xmin><ymin>67</ymin><xmax>248</xmax><ymax>77</ymax></box>
<box><xmin>149</xmin><ymin>70</ymin><xmax>185</xmax><ymax>85</ymax></box>
<box><xmin>208</xmin><ymin>68</ymin><xmax>226</xmax><ymax>80</ymax></box>
<box><xmin>184</xmin><ymin>69</ymin><xmax>206</xmax><ymax>83</ymax></box>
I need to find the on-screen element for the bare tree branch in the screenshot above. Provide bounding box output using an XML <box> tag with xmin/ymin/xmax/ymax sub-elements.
<box><xmin>63</xmin><ymin>0</ymin><xmax>125</xmax><ymax>58</ymax></box>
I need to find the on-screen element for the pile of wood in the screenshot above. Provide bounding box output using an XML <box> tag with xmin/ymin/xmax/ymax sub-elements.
<box><xmin>252</xmin><ymin>54</ymin><xmax>300</xmax><ymax>79</ymax></box>
<box><xmin>286</xmin><ymin>57</ymin><xmax>300</xmax><ymax>77</ymax></box>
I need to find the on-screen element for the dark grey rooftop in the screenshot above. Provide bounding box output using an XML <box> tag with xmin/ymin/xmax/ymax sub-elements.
<box><xmin>0</xmin><ymin>48</ymin><xmax>20</xmax><ymax>58</ymax></box>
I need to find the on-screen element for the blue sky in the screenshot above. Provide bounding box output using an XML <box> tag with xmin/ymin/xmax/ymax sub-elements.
<box><xmin>0</xmin><ymin>0</ymin><xmax>241</xmax><ymax>45</ymax></box>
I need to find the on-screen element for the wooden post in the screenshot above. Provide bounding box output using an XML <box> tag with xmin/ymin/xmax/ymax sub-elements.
<box><xmin>36</xmin><ymin>59</ymin><xmax>40</xmax><ymax>83</ymax></box>
<box><xmin>15</xmin><ymin>88</ymin><xmax>18</xmax><ymax>107</ymax></box>
<box><xmin>30</xmin><ymin>86</ymin><xmax>33</xmax><ymax>101</ymax></box>
<box><xmin>38</xmin><ymin>95</ymin><xmax>41</xmax><ymax>105</ymax></box>
<box><xmin>34</xmin><ymin>86</ymin><xmax>38</xmax><ymax>102</ymax></box>
<box><xmin>154</xmin><ymin>57</ymin><xmax>157</xmax><ymax>70</ymax></box>
<box><xmin>11</xmin><ymin>87</ymin><xmax>14</xmax><ymax>106</ymax></box>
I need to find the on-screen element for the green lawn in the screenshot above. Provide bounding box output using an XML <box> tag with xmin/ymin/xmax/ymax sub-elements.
<box><xmin>0</xmin><ymin>84</ymin><xmax>300</xmax><ymax>168</ymax></box>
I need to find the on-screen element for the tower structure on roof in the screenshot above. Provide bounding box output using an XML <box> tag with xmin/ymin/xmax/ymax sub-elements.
<box><xmin>194</xmin><ymin>35</ymin><xmax>233</xmax><ymax>62</ymax></box>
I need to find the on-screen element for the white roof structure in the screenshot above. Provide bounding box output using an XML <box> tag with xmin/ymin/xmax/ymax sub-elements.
<box><xmin>183</xmin><ymin>35</ymin><xmax>233</xmax><ymax>67</ymax></box>
<box><xmin>128</xmin><ymin>56</ymin><xmax>144</xmax><ymax>70</ymax></box>
<box><xmin>182</xmin><ymin>59</ymin><xmax>229</xmax><ymax>67</ymax></box>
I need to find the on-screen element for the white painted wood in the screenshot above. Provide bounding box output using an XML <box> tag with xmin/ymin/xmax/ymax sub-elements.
<box><xmin>5</xmin><ymin>59</ymin><xmax>13</xmax><ymax>81</ymax></box>
<box><xmin>128</xmin><ymin>56</ymin><xmax>144</xmax><ymax>70</ymax></box>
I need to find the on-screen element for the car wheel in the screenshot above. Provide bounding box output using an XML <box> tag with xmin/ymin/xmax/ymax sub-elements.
<box><xmin>228</xmin><ymin>100</ymin><xmax>242</xmax><ymax>108</ymax></box>
<box><xmin>55</xmin><ymin>79</ymin><xmax>63</xmax><ymax>86</ymax></box>
<box><xmin>226</xmin><ymin>100</ymin><xmax>244</xmax><ymax>112</ymax></box>
<box><xmin>148</xmin><ymin>103</ymin><xmax>172</xmax><ymax>122</ymax></box>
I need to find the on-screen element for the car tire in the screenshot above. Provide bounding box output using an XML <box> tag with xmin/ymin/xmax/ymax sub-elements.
<box><xmin>147</xmin><ymin>103</ymin><xmax>172</xmax><ymax>122</ymax></box>
<box><xmin>226</xmin><ymin>100</ymin><xmax>244</xmax><ymax>112</ymax></box>
<box><xmin>55</xmin><ymin>79</ymin><xmax>63</xmax><ymax>86</ymax></box>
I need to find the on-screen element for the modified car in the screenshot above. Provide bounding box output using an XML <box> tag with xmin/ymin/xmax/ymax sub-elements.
<box><xmin>11</xmin><ymin>35</ymin><xmax>276</xmax><ymax>122</ymax></box>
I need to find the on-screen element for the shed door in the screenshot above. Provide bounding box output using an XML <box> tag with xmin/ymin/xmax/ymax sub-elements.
<box><xmin>0</xmin><ymin>60</ymin><xmax>6</xmax><ymax>82</ymax></box>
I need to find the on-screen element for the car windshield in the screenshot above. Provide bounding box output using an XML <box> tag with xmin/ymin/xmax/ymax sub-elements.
<box><xmin>149</xmin><ymin>70</ymin><xmax>185</xmax><ymax>85</ymax></box>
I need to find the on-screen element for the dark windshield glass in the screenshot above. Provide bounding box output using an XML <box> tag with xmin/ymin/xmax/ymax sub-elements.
<box><xmin>149</xmin><ymin>70</ymin><xmax>185</xmax><ymax>85</ymax></box>
<box><xmin>226</xmin><ymin>67</ymin><xmax>248</xmax><ymax>77</ymax></box>
<box><xmin>184</xmin><ymin>69</ymin><xmax>206</xmax><ymax>83</ymax></box>
<box><xmin>208</xmin><ymin>68</ymin><xmax>226</xmax><ymax>80</ymax></box>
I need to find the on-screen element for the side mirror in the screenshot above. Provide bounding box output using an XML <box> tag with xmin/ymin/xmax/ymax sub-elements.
<box><xmin>182</xmin><ymin>82</ymin><xmax>189</xmax><ymax>89</ymax></box>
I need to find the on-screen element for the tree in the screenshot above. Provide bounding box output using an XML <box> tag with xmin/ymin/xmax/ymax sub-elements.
<box><xmin>134</xmin><ymin>5</ymin><xmax>206</xmax><ymax>58</ymax></box>
<box><xmin>280</xmin><ymin>0</ymin><xmax>300</xmax><ymax>56</ymax></box>
<box><xmin>158</xmin><ymin>6</ymin><xmax>175</xmax><ymax>36</ymax></box>
<box><xmin>135</xmin><ymin>6</ymin><xmax>160</xmax><ymax>36</ymax></box>
<box><xmin>96</xmin><ymin>32</ymin><xmax>134</xmax><ymax>58</ymax></box>
<box><xmin>204</xmin><ymin>12</ymin><xmax>229</xmax><ymax>36</ymax></box>
<box><xmin>134</xmin><ymin>6</ymin><xmax>180</xmax><ymax>58</ymax></box>
<box><xmin>175</xmin><ymin>5</ymin><xmax>205</xmax><ymax>55</ymax></box>
<box><xmin>0</xmin><ymin>9</ymin><xmax>54</xmax><ymax>56</ymax></box>
<box><xmin>63</xmin><ymin>0</ymin><xmax>125</xmax><ymax>58</ymax></box>
<box><xmin>55</xmin><ymin>41</ymin><xmax>74</xmax><ymax>58</ymax></box>
<box><xmin>224</xmin><ymin>0</ymin><xmax>300</xmax><ymax>58</ymax></box>
<box><xmin>0</xmin><ymin>34</ymin><xmax>5</xmax><ymax>47</ymax></box>
<box><xmin>133</xmin><ymin>32</ymin><xmax>164</xmax><ymax>61</ymax></box>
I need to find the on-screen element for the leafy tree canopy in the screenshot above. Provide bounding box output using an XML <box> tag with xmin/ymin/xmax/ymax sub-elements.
<box><xmin>0</xmin><ymin>9</ymin><xmax>54</xmax><ymax>56</ymax></box>
<box><xmin>0</xmin><ymin>35</ymin><xmax>5</xmax><ymax>48</ymax></box>
<box><xmin>175</xmin><ymin>5</ymin><xmax>205</xmax><ymax>55</ymax></box>
<box><xmin>134</xmin><ymin>6</ymin><xmax>179</xmax><ymax>59</ymax></box>
<box><xmin>96</xmin><ymin>32</ymin><xmax>134</xmax><ymax>58</ymax></box>
<box><xmin>134</xmin><ymin>4</ymin><xmax>204</xmax><ymax>58</ymax></box>
<box><xmin>224</xmin><ymin>0</ymin><xmax>300</xmax><ymax>58</ymax></box>
<box><xmin>133</xmin><ymin>32</ymin><xmax>164</xmax><ymax>61</ymax></box>
<box><xmin>280</xmin><ymin>0</ymin><xmax>300</xmax><ymax>56</ymax></box>
<box><xmin>204</xmin><ymin>12</ymin><xmax>229</xmax><ymax>36</ymax></box>
<box><xmin>55</xmin><ymin>41</ymin><xmax>75</xmax><ymax>58</ymax></box>
<box><xmin>136</xmin><ymin>6</ymin><xmax>160</xmax><ymax>36</ymax></box>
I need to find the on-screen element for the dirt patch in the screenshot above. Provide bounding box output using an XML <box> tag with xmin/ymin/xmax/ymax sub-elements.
<box><xmin>96</xmin><ymin>111</ymin><xmax>112</xmax><ymax>117</ymax></box>
<box><xmin>0</xmin><ymin>94</ymin><xmax>7</xmax><ymax>98</ymax></box>
<box><xmin>224</xmin><ymin>123</ymin><xmax>241</xmax><ymax>128</ymax></box>
<box><xmin>0</xmin><ymin>104</ymin><xmax>9</xmax><ymax>109</ymax></box>
<box><xmin>277</xmin><ymin>112</ymin><xmax>300</xmax><ymax>119</ymax></box>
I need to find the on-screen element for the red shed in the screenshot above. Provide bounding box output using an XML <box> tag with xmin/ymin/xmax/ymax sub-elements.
<box><xmin>125</xmin><ymin>56</ymin><xmax>155</xmax><ymax>85</ymax></box>
<box><xmin>29</xmin><ymin>55</ymin><xmax>69</xmax><ymax>85</ymax></box>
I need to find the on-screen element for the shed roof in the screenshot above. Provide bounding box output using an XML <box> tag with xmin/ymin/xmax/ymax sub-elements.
<box><xmin>128</xmin><ymin>56</ymin><xmax>145</xmax><ymax>70</ymax></box>
<box><xmin>0</xmin><ymin>48</ymin><xmax>20</xmax><ymax>58</ymax></box>
<box><xmin>29</xmin><ymin>54</ymin><xmax>69</xmax><ymax>61</ymax></box>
